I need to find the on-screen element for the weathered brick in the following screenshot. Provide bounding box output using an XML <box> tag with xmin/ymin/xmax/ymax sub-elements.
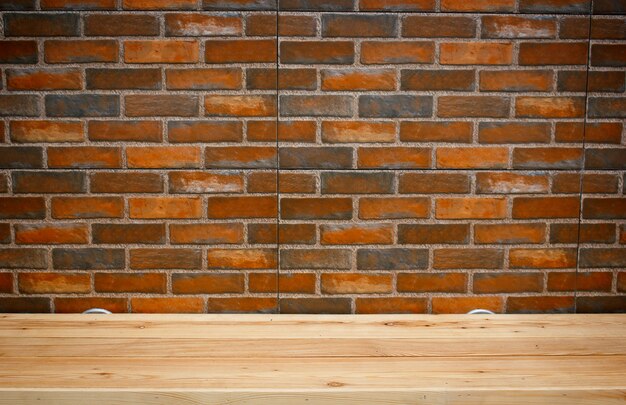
<box><xmin>166</xmin><ymin>68</ymin><xmax>241</xmax><ymax>90</ymax></box>
<box><xmin>482</xmin><ymin>16</ymin><xmax>556</xmax><ymax>39</ymax></box>
<box><xmin>321</xmin><ymin>172</ymin><xmax>394</xmax><ymax>194</ymax></box>
<box><xmin>91</xmin><ymin>172</ymin><xmax>163</xmax><ymax>193</ymax></box>
<box><xmin>434</xmin><ymin>248</ymin><xmax>504</xmax><ymax>269</ymax></box>
<box><xmin>247</xmin><ymin>14</ymin><xmax>315</xmax><ymax>37</ymax></box>
<box><xmin>359</xmin><ymin>197</ymin><xmax>429</xmax><ymax>220</ymax></box>
<box><xmin>321</xmin><ymin>273</ymin><xmax>392</xmax><ymax>294</ymax></box>
<box><xmin>0</xmin><ymin>298</ymin><xmax>51</xmax><ymax>313</ymax></box>
<box><xmin>45</xmin><ymin>40</ymin><xmax>118</xmax><ymax>63</ymax></box>
<box><xmin>474</xmin><ymin>273</ymin><xmax>542</xmax><ymax>294</ymax></box>
<box><xmin>399</xmin><ymin>173</ymin><xmax>470</xmax><ymax>194</ymax></box>
<box><xmin>513</xmin><ymin>147</ymin><xmax>582</xmax><ymax>169</ymax></box>
<box><xmin>48</xmin><ymin>147</ymin><xmax>121</xmax><ymax>169</ymax></box>
<box><xmin>0</xmin><ymin>0</ymin><xmax>36</xmax><ymax>10</ymax></box>
<box><xmin>357</xmin><ymin>248</ymin><xmax>428</xmax><ymax>269</ymax></box>
<box><xmin>11</xmin><ymin>121</ymin><xmax>83</xmax><ymax>143</ymax></box>
<box><xmin>580</xmin><ymin>248</ymin><xmax>626</xmax><ymax>268</ymax></box>
<box><xmin>280</xmin><ymin>41</ymin><xmax>354</xmax><ymax>64</ymax></box>
<box><xmin>583</xmin><ymin>198</ymin><xmax>626</xmax><ymax>219</ymax></box>
<box><xmin>356</xmin><ymin>297</ymin><xmax>427</xmax><ymax>314</ymax></box>
<box><xmin>4</xmin><ymin>13</ymin><xmax>79</xmax><ymax>36</ymax></box>
<box><xmin>247</xmin><ymin>68</ymin><xmax>317</xmax><ymax>90</ymax></box>
<box><xmin>398</xmin><ymin>224</ymin><xmax>469</xmax><ymax>244</ymax></box>
<box><xmin>550</xmin><ymin>223</ymin><xmax>616</xmax><ymax>244</ymax></box>
<box><xmin>203</xmin><ymin>0</ymin><xmax>277</xmax><ymax>10</ymax></box>
<box><xmin>205</xmin><ymin>147</ymin><xmax>276</xmax><ymax>169</ymax></box>
<box><xmin>322</xmin><ymin>121</ymin><xmax>394</xmax><ymax>144</ymax></box>
<box><xmin>126</xmin><ymin>95</ymin><xmax>198</xmax><ymax>117</ymax></box>
<box><xmin>322</xmin><ymin>14</ymin><xmax>397</xmax><ymax>37</ymax></box>
<box><xmin>510</xmin><ymin>248</ymin><xmax>577</xmax><ymax>269</ymax></box>
<box><xmin>438</xmin><ymin>96</ymin><xmax>510</xmax><ymax>118</ymax></box>
<box><xmin>552</xmin><ymin>173</ymin><xmax>618</xmax><ymax>194</ymax></box>
<box><xmin>282</xmin><ymin>95</ymin><xmax>353</xmax><ymax>117</ymax></box>
<box><xmin>519</xmin><ymin>42</ymin><xmax>588</xmax><ymax>65</ymax></box>
<box><xmin>129</xmin><ymin>197</ymin><xmax>202</xmax><ymax>219</ymax></box>
<box><xmin>169</xmin><ymin>171</ymin><xmax>243</xmax><ymax>194</ymax></box>
<box><xmin>576</xmin><ymin>296</ymin><xmax>626</xmax><ymax>313</ymax></box>
<box><xmin>556</xmin><ymin>122</ymin><xmax>623</xmax><ymax>144</ymax></box>
<box><xmin>125</xmin><ymin>40</ymin><xmax>198</xmax><ymax>63</ymax></box>
<box><xmin>591</xmin><ymin>44</ymin><xmax>626</xmax><ymax>67</ymax></box>
<box><xmin>557</xmin><ymin>71</ymin><xmax>625</xmax><ymax>93</ymax></box>
<box><xmin>207</xmin><ymin>248</ymin><xmax>277</xmax><ymax>269</ymax></box>
<box><xmin>476</xmin><ymin>172</ymin><xmax>549</xmax><ymax>194</ymax></box>
<box><xmin>0</xmin><ymin>95</ymin><xmax>40</xmax><ymax>117</ymax></box>
<box><xmin>281</xmin><ymin>197</ymin><xmax>352</xmax><ymax>220</ymax></box>
<box><xmin>436</xmin><ymin>198</ymin><xmax>507</xmax><ymax>219</ymax></box>
<box><xmin>13</xmin><ymin>171</ymin><xmax>85</xmax><ymax>193</ymax></box>
<box><xmin>248</xmin><ymin>223</ymin><xmax>316</xmax><ymax>244</ymax></box>
<box><xmin>279</xmin><ymin>147</ymin><xmax>353</xmax><ymax>169</ymax></box>
<box><xmin>165</xmin><ymin>14</ymin><xmax>242</xmax><ymax>36</ymax></box>
<box><xmin>53</xmin><ymin>248</ymin><xmax>124</xmax><ymax>270</ymax></box>
<box><xmin>16</xmin><ymin>223</ymin><xmax>88</xmax><ymax>244</ymax></box>
<box><xmin>281</xmin><ymin>249</ymin><xmax>351</xmax><ymax>269</ymax></box>
<box><xmin>433</xmin><ymin>297</ymin><xmax>504</xmax><ymax>314</ymax></box>
<box><xmin>507</xmin><ymin>296</ymin><xmax>574</xmax><ymax>314</ymax></box>
<box><xmin>51</xmin><ymin>197</ymin><xmax>124</xmax><ymax>219</ymax></box>
<box><xmin>399</xmin><ymin>273</ymin><xmax>467</xmax><ymax>293</ymax></box>
<box><xmin>361</xmin><ymin>0</ymin><xmax>434</xmax><ymax>10</ymax></box>
<box><xmin>123</xmin><ymin>0</ymin><xmax>196</xmax><ymax>9</ymax></box>
<box><xmin>130</xmin><ymin>248</ymin><xmax>201</xmax><ymax>269</ymax></box>
<box><xmin>359</xmin><ymin>95</ymin><xmax>432</xmax><ymax>118</ymax></box>
<box><xmin>132</xmin><ymin>298</ymin><xmax>203</xmax><ymax>313</ymax></box>
<box><xmin>400</xmin><ymin>121</ymin><xmax>472</xmax><ymax>143</ymax></box>
<box><xmin>86</xmin><ymin>68</ymin><xmax>161</xmax><ymax>90</ymax></box>
<box><xmin>360</xmin><ymin>41</ymin><xmax>434</xmax><ymax>64</ymax></box>
<box><xmin>205</xmin><ymin>95</ymin><xmax>276</xmax><ymax>117</ymax></box>
<box><xmin>403</xmin><ymin>16</ymin><xmax>476</xmax><ymax>38</ymax></box>
<box><xmin>588</xmin><ymin>97</ymin><xmax>626</xmax><ymax>118</ymax></box>
<box><xmin>168</xmin><ymin>121</ymin><xmax>241</xmax><ymax>143</ymax></box>
<box><xmin>280</xmin><ymin>298</ymin><xmax>351</xmax><ymax>314</ymax></box>
<box><xmin>55</xmin><ymin>297</ymin><xmax>126</xmax><ymax>313</ymax></box>
<box><xmin>548</xmin><ymin>272</ymin><xmax>612</xmax><ymax>292</ymax></box>
<box><xmin>45</xmin><ymin>95</ymin><xmax>119</xmax><ymax>117</ymax></box>
<box><xmin>516</xmin><ymin>97</ymin><xmax>584</xmax><ymax>118</ymax></box>
<box><xmin>207</xmin><ymin>297</ymin><xmax>277</xmax><ymax>313</ymax></box>
<box><xmin>441</xmin><ymin>0</ymin><xmax>514</xmax><ymax>11</ymax></box>
<box><xmin>475</xmin><ymin>224</ymin><xmax>545</xmax><ymax>244</ymax></box>
<box><xmin>0</xmin><ymin>197</ymin><xmax>45</xmax><ymax>219</ymax></box>
<box><xmin>0</xmin><ymin>248</ymin><xmax>47</xmax><ymax>269</ymax></box>
<box><xmin>480</xmin><ymin>70</ymin><xmax>552</xmax><ymax>92</ymax></box>
<box><xmin>6</xmin><ymin>68</ymin><xmax>82</xmax><ymax>90</ymax></box>
<box><xmin>127</xmin><ymin>146</ymin><xmax>201</xmax><ymax>168</ymax></box>
<box><xmin>0</xmin><ymin>147</ymin><xmax>43</xmax><ymax>168</ymax></box>
<box><xmin>358</xmin><ymin>147</ymin><xmax>431</xmax><ymax>169</ymax></box>
<box><xmin>322</xmin><ymin>68</ymin><xmax>395</xmax><ymax>91</ymax></box>
<box><xmin>0</xmin><ymin>41</ymin><xmax>38</xmax><ymax>63</ymax></box>
<box><xmin>250</xmin><ymin>273</ymin><xmax>316</xmax><ymax>294</ymax></box>
<box><xmin>92</xmin><ymin>224</ymin><xmax>165</xmax><ymax>244</ymax></box>
<box><xmin>440</xmin><ymin>43</ymin><xmax>513</xmax><ymax>65</ymax></box>
<box><xmin>404</xmin><ymin>69</ymin><xmax>476</xmax><ymax>92</ymax></box>
<box><xmin>84</xmin><ymin>14</ymin><xmax>159</xmax><ymax>36</ymax></box>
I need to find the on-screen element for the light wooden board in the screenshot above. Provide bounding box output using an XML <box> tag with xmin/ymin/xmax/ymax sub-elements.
<box><xmin>0</xmin><ymin>314</ymin><xmax>625</xmax><ymax>404</ymax></box>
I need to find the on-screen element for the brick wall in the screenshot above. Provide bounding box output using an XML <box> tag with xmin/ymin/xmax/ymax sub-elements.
<box><xmin>0</xmin><ymin>0</ymin><xmax>624</xmax><ymax>314</ymax></box>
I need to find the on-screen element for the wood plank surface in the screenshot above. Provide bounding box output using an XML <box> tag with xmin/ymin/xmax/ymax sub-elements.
<box><xmin>0</xmin><ymin>314</ymin><xmax>624</xmax><ymax>404</ymax></box>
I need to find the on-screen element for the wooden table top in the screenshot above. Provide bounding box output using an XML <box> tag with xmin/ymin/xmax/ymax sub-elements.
<box><xmin>0</xmin><ymin>314</ymin><xmax>625</xmax><ymax>404</ymax></box>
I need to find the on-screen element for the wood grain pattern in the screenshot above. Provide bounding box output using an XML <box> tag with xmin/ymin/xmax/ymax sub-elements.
<box><xmin>0</xmin><ymin>314</ymin><xmax>625</xmax><ymax>404</ymax></box>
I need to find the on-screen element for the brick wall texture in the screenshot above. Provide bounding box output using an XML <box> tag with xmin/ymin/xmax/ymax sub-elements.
<box><xmin>0</xmin><ymin>0</ymin><xmax>624</xmax><ymax>314</ymax></box>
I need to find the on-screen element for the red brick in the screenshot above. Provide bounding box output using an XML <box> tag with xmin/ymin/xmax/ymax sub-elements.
<box><xmin>0</xmin><ymin>273</ymin><xmax>12</xmax><ymax>293</ymax></box>
<box><xmin>89</xmin><ymin>120</ymin><xmax>162</xmax><ymax>143</ymax></box>
<box><xmin>247</xmin><ymin>68</ymin><xmax>317</xmax><ymax>91</ymax></box>
<box><xmin>555</xmin><ymin>122</ymin><xmax>623</xmax><ymax>144</ymax></box>
<box><xmin>6</xmin><ymin>68</ymin><xmax>81</xmax><ymax>90</ymax></box>
<box><xmin>169</xmin><ymin>121</ymin><xmax>243</xmax><ymax>143</ymax></box>
<box><xmin>510</xmin><ymin>248</ymin><xmax>577</xmax><ymax>269</ymax></box>
<box><xmin>437</xmin><ymin>147</ymin><xmax>508</xmax><ymax>169</ymax></box>
<box><xmin>207</xmin><ymin>298</ymin><xmax>277</xmax><ymax>314</ymax></box>
<box><xmin>322</xmin><ymin>68</ymin><xmax>395</xmax><ymax>91</ymax></box>
<box><xmin>248</xmin><ymin>120</ymin><xmax>316</xmax><ymax>143</ymax></box>
<box><xmin>436</xmin><ymin>197</ymin><xmax>506</xmax><ymax>219</ymax></box>
<box><xmin>434</xmin><ymin>248</ymin><xmax>504</xmax><ymax>269</ymax></box>
<box><xmin>124</xmin><ymin>0</ymin><xmax>196</xmax><ymax>9</ymax></box>
<box><xmin>246</xmin><ymin>172</ymin><xmax>278</xmax><ymax>193</ymax></box>
<box><xmin>125</xmin><ymin>95</ymin><xmax>199</xmax><ymax>117</ymax></box>
<box><xmin>51</xmin><ymin>197</ymin><xmax>123</xmax><ymax>219</ymax></box>
<box><xmin>0</xmin><ymin>41</ymin><xmax>38</xmax><ymax>64</ymax></box>
<box><xmin>205</xmin><ymin>40</ymin><xmax>276</xmax><ymax>63</ymax></box>
<box><xmin>548</xmin><ymin>272</ymin><xmax>612</xmax><ymax>292</ymax></box>
<box><xmin>441</xmin><ymin>0</ymin><xmax>514</xmax><ymax>11</ymax></box>
<box><xmin>165</xmin><ymin>14</ymin><xmax>242</xmax><ymax>36</ymax></box>
<box><xmin>55</xmin><ymin>297</ymin><xmax>126</xmax><ymax>313</ymax></box>
<box><xmin>402</xmin><ymin>69</ymin><xmax>474</xmax><ymax>91</ymax></box>
<box><xmin>513</xmin><ymin>147</ymin><xmax>582</xmax><ymax>169</ymax></box>
<box><xmin>92</xmin><ymin>224</ymin><xmax>165</xmax><ymax>244</ymax></box>
<box><xmin>358</xmin><ymin>147</ymin><xmax>430</xmax><ymax>169</ymax></box>
<box><xmin>507</xmin><ymin>296</ymin><xmax>574</xmax><ymax>314</ymax></box>
<box><xmin>170</xmin><ymin>224</ymin><xmax>243</xmax><ymax>244</ymax></box>
<box><xmin>519</xmin><ymin>42</ymin><xmax>588</xmax><ymax>65</ymax></box>
<box><xmin>583</xmin><ymin>198</ymin><xmax>626</xmax><ymax>219</ymax></box>
<box><xmin>550</xmin><ymin>223</ymin><xmax>616</xmax><ymax>244</ymax></box>
<box><xmin>130</xmin><ymin>248</ymin><xmax>201</xmax><ymax>269</ymax></box>
<box><xmin>400</xmin><ymin>121</ymin><xmax>472</xmax><ymax>143</ymax></box>
<box><xmin>95</xmin><ymin>273</ymin><xmax>166</xmax><ymax>293</ymax></box>
<box><xmin>250</xmin><ymin>273</ymin><xmax>315</xmax><ymax>294</ymax></box>
<box><xmin>207</xmin><ymin>196</ymin><xmax>277</xmax><ymax>218</ymax></box>
<box><xmin>432</xmin><ymin>297</ymin><xmax>504</xmax><ymax>314</ymax></box>
<box><xmin>132</xmin><ymin>298</ymin><xmax>203</xmax><ymax>314</ymax></box>
<box><xmin>321</xmin><ymin>224</ymin><xmax>393</xmax><ymax>245</ymax></box>
<box><xmin>475</xmin><ymin>224</ymin><xmax>545</xmax><ymax>244</ymax></box>
<box><xmin>166</xmin><ymin>68</ymin><xmax>241</xmax><ymax>90</ymax></box>
<box><xmin>398</xmin><ymin>224</ymin><xmax>469</xmax><ymax>244</ymax></box>
<box><xmin>45</xmin><ymin>40</ymin><xmax>118</xmax><ymax>63</ymax></box>
<box><xmin>205</xmin><ymin>95</ymin><xmax>276</xmax><ymax>117</ymax></box>
<box><xmin>172</xmin><ymin>273</ymin><xmax>244</xmax><ymax>294</ymax></box>
<box><xmin>84</xmin><ymin>14</ymin><xmax>159</xmax><ymax>36</ymax></box>
<box><xmin>0</xmin><ymin>197</ymin><xmax>45</xmax><ymax>219</ymax></box>
<box><xmin>552</xmin><ymin>173</ymin><xmax>618</xmax><ymax>194</ymax></box>
<box><xmin>440</xmin><ymin>43</ymin><xmax>513</xmax><ymax>65</ymax></box>
<box><xmin>205</xmin><ymin>147</ymin><xmax>276</xmax><ymax>169</ymax></box>
<box><xmin>403</xmin><ymin>16</ymin><xmax>476</xmax><ymax>38</ymax></box>
<box><xmin>281</xmin><ymin>41</ymin><xmax>354</xmax><ymax>64</ymax></box>
<box><xmin>13</xmin><ymin>172</ymin><xmax>85</xmax><ymax>194</ymax></box>
<box><xmin>47</xmin><ymin>146</ymin><xmax>121</xmax><ymax>169</ymax></box>
<box><xmin>248</xmin><ymin>223</ymin><xmax>316</xmax><ymax>244</ymax></box>
<box><xmin>474</xmin><ymin>273</ymin><xmax>543</xmax><ymax>294</ymax></box>
<box><xmin>480</xmin><ymin>70</ymin><xmax>552</xmax><ymax>92</ymax></box>
<box><xmin>513</xmin><ymin>197</ymin><xmax>579</xmax><ymax>219</ymax></box>
<box><xmin>15</xmin><ymin>223</ymin><xmax>88</xmax><ymax>244</ymax></box>
<box><xmin>19</xmin><ymin>272</ymin><xmax>90</xmax><ymax>294</ymax></box>
<box><xmin>86</xmin><ymin>68</ymin><xmax>160</xmax><ymax>90</ymax></box>
<box><xmin>322</xmin><ymin>273</ymin><xmax>392</xmax><ymax>294</ymax></box>
<box><xmin>591</xmin><ymin>44</ymin><xmax>626</xmax><ymax>67</ymax></box>
<box><xmin>438</xmin><ymin>96</ymin><xmax>510</xmax><ymax>118</ymax></box>
<box><xmin>322</xmin><ymin>14</ymin><xmax>397</xmax><ymax>38</ymax></box>
<box><xmin>11</xmin><ymin>120</ymin><xmax>83</xmax><ymax>143</ymax></box>
<box><xmin>127</xmin><ymin>146</ymin><xmax>201</xmax><ymax>168</ymax></box>
<box><xmin>125</xmin><ymin>40</ymin><xmax>198</xmax><ymax>63</ymax></box>
<box><xmin>359</xmin><ymin>197</ymin><xmax>429</xmax><ymax>220</ymax></box>
<box><xmin>399</xmin><ymin>173</ymin><xmax>470</xmax><ymax>194</ymax></box>
<box><xmin>129</xmin><ymin>197</ymin><xmax>202</xmax><ymax>219</ymax></box>
<box><xmin>360</xmin><ymin>41</ymin><xmax>434</xmax><ymax>64</ymax></box>
<box><xmin>91</xmin><ymin>172</ymin><xmax>163</xmax><ymax>193</ymax></box>
<box><xmin>321</xmin><ymin>172</ymin><xmax>393</xmax><ymax>194</ymax></box>
<box><xmin>398</xmin><ymin>273</ymin><xmax>467</xmax><ymax>293</ymax></box>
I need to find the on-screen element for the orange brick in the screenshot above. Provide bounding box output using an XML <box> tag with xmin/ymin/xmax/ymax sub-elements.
<box><xmin>476</xmin><ymin>172</ymin><xmax>549</xmax><ymax>194</ymax></box>
<box><xmin>172</xmin><ymin>273</ymin><xmax>244</xmax><ymax>294</ymax></box>
<box><xmin>123</xmin><ymin>0</ymin><xmax>196</xmax><ymax>9</ymax></box>
<box><xmin>95</xmin><ymin>273</ymin><xmax>166</xmax><ymax>293</ymax></box>
<box><xmin>322</xmin><ymin>121</ymin><xmax>395</xmax><ymax>143</ymax></box>
<box><xmin>207</xmin><ymin>248</ymin><xmax>277</xmax><ymax>269</ymax></box>
<box><xmin>6</xmin><ymin>68</ymin><xmax>82</xmax><ymax>90</ymax></box>
<box><xmin>249</xmin><ymin>273</ymin><xmax>315</xmax><ymax>294</ymax></box>
<box><xmin>519</xmin><ymin>42</ymin><xmax>588</xmax><ymax>65</ymax></box>
<box><xmin>169</xmin><ymin>171</ymin><xmax>244</xmax><ymax>194</ymax></box>
<box><xmin>432</xmin><ymin>296</ymin><xmax>504</xmax><ymax>314</ymax></box>
<box><xmin>166</xmin><ymin>68</ymin><xmax>242</xmax><ymax>90</ymax></box>
<box><xmin>360</xmin><ymin>41</ymin><xmax>434</xmax><ymax>64</ymax></box>
<box><xmin>125</xmin><ymin>40</ymin><xmax>198</xmax><ymax>63</ymax></box>
<box><xmin>516</xmin><ymin>97</ymin><xmax>585</xmax><ymax>118</ymax></box>
<box><xmin>205</xmin><ymin>40</ymin><xmax>276</xmax><ymax>63</ymax></box>
<box><xmin>359</xmin><ymin>197</ymin><xmax>429</xmax><ymax>220</ymax></box>
<box><xmin>475</xmin><ymin>224</ymin><xmax>545</xmax><ymax>244</ymax></box>
<box><xmin>89</xmin><ymin>120</ymin><xmax>162</xmax><ymax>142</ymax></box>
<box><xmin>205</xmin><ymin>95</ymin><xmax>276</xmax><ymax>117</ymax></box>
<box><xmin>400</xmin><ymin>121</ymin><xmax>472</xmax><ymax>143</ymax></box>
<box><xmin>19</xmin><ymin>272</ymin><xmax>90</xmax><ymax>294</ymax></box>
<box><xmin>45</xmin><ymin>40</ymin><xmax>118</xmax><ymax>63</ymax></box>
<box><xmin>321</xmin><ymin>69</ymin><xmax>395</xmax><ymax>91</ymax></box>
<box><xmin>474</xmin><ymin>273</ymin><xmax>543</xmax><ymax>293</ymax></box>
<box><xmin>356</xmin><ymin>297</ymin><xmax>427</xmax><ymax>314</ymax></box>
<box><xmin>513</xmin><ymin>197</ymin><xmax>580</xmax><ymax>218</ymax></box>
<box><xmin>510</xmin><ymin>248</ymin><xmax>577</xmax><ymax>269</ymax></box>
<box><xmin>51</xmin><ymin>197</ymin><xmax>123</xmax><ymax>219</ymax></box>
<box><xmin>47</xmin><ymin>146</ymin><xmax>121</xmax><ymax>169</ymax></box>
<box><xmin>437</xmin><ymin>147</ymin><xmax>508</xmax><ymax>169</ymax></box>
<box><xmin>15</xmin><ymin>223</ymin><xmax>88</xmax><ymax>244</ymax></box>
<box><xmin>10</xmin><ymin>120</ymin><xmax>83</xmax><ymax>143</ymax></box>
<box><xmin>358</xmin><ymin>147</ymin><xmax>430</xmax><ymax>169</ymax></box>
<box><xmin>126</xmin><ymin>146</ymin><xmax>201</xmax><ymax>168</ymax></box>
<box><xmin>320</xmin><ymin>224</ymin><xmax>393</xmax><ymax>245</ymax></box>
<box><xmin>398</xmin><ymin>273</ymin><xmax>467</xmax><ymax>293</ymax></box>
<box><xmin>207</xmin><ymin>196</ymin><xmax>277</xmax><ymax>218</ymax></box>
<box><xmin>132</xmin><ymin>298</ymin><xmax>203</xmax><ymax>313</ymax></box>
<box><xmin>170</xmin><ymin>224</ymin><xmax>244</xmax><ymax>244</ymax></box>
<box><xmin>440</xmin><ymin>42</ymin><xmax>513</xmax><ymax>65</ymax></box>
<box><xmin>321</xmin><ymin>273</ymin><xmax>392</xmax><ymax>294</ymax></box>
